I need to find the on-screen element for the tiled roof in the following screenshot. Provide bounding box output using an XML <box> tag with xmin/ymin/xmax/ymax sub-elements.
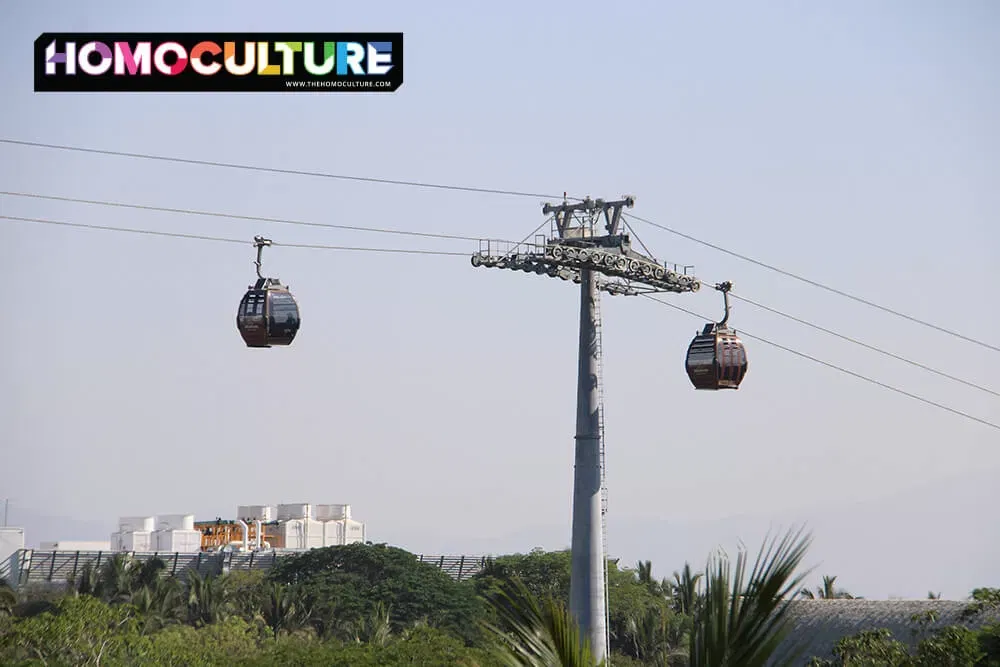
<box><xmin>769</xmin><ymin>599</ymin><xmax>991</xmax><ymax>665</ymax></box>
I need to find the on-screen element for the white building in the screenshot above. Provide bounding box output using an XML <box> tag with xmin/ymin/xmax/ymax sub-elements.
<box><xmin>111</xmin><ymin>514</ymin><xmax>200</xmax><ymax>553</ymax></box>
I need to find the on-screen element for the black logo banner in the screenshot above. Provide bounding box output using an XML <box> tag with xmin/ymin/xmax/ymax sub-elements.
<box><xmin>34</xmin><ymin>32</ymin><xmax>404</xmax><ymax>92</ymax></box>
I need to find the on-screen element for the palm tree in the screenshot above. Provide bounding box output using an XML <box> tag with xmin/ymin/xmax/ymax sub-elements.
<box><xmin>483</xmin><ymin>576</ymin><xmax>605</xmax><ymax>667</ymax></box>
<box><xmin>636</xmin><ymin>561</ymin><xmax>652</xmax><ymax>586</ymax></box>
<box><xmin>71</xmin><ymin>561</ymin><xmax>102</xmax><ymax>598</ymax></box>
<box><xmin>352</xmin><ymin>600</ymin><xmax>393</xmax><ymax>646</ymax></box>
<box><xmin>798</xmin><ymin>575</ymin><xmax>854</xmax><ymax>600</ymax></box>
<box><xmin>134</xmin><ymin>557</ymin><xmax>167</xmax><ymax>590</ymax></box>
<box><xmin>622</xmin><ymin>605</ymin><xmax>689</xmax><ymax>666</ymax></box>
<box><xmin>185</xmin><ymin>568</ymin><xmax>230</xmax><ymax>627</ymax></box>
<box><xmin>78</xmin><ymin>553</ymin><xmax>137</xmax><ymax>603</ymax></box>
<box><xmin>130</xmin><ymin>576</ymin><xmax>185</xmax><ymax>632</ymax></box>
<box><xmin>689</xmin><ymin>526</ymin><xmax>814</xmax><ymax>667</ymax></box>
<box><xmin>68</xmin><ymin>554</ymin><xmax>166</xmax><ymax>604</ymax></box>
<box><xmin>259</xmin><ymin>581</ymin><xmax>312</xmax><ymax>639</ymax></box>
<box><xmin>672</xmin><ymin>563</ymin><xmax>703</xmax><ymax>616</ymax></box>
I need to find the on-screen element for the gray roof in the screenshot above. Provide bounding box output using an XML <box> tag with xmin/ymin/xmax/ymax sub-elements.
<box><xmin>768</xmin><ymin>600</ymin><xmax>990</xmax><ymax>665</ymax></box>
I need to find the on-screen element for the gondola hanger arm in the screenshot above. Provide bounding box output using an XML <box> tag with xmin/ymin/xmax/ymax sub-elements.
<box><xmin>714</xmin><ymin>281</ymin><xmax>733</xmax><ymax>328</ymax></box>
<box><xmin>253</xmin><ymin>235</ymin><xmax>272</xmax><ymax>280</ymax></box>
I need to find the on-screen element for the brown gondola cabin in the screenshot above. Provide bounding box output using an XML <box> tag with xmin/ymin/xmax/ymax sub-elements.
<box><xmin>685</xmin><ymin>324</ymin><xmax>748</xmax><ymax>390</ymax></box>
<box><xmin>237</xmin><ymin>277</ymin><xmax>300</xmax><ymax>348</ymax></box>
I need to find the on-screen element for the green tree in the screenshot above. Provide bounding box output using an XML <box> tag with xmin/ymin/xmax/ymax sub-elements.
<box><xmin>0</xmin><ymin>594</ymin><xmax>149</xmax><ymax>665</ymax></box>
<box><xmin>185</xmin><ymin>567</ymin><xmax>232</xmax><ymax>627</ymax></box>
<box><xmin>619</xmin><ymin>604</ymin><xmax>689</xmax><ymax>666</ymax></box>
<box><xmin>224</xmin><ymin>568</ymin><xmax>270</xmax><ymax>619</ymax></box>
<box><xmin>809</xmin><ymin>628</ymin><xmax>912</xmax><ymax>666</ymax></box>
<box><xmin>128</xmin><ymin>575</ymin><xmax>185</xmax><ymax>633</ymax></box>
<box><xmin>268</xmin><ymin>542</ymin><xmax>487</xmax><ymax>643</ymax></box>
<box><xmin>245</xmin><ymin>624</ymin><xmax>500</xmax><ymax>667</ymax></box>
<box><xmin>347</xmin><ymin>599</ymin><xmax>394</xmax><ymax>645</ymax></box>
<box><xmin>370</xmin><ymin>625</ymin><xmax>500</xmax><ymax>666</ymax></box>
<box><xmin>975</xmin><ymin>624</ymin><xmax>1000</xmax><ymax>667</ymax></box>
<box><xmin>258</xmin><ymin>580</ymin><xmax>313</xmax><ymax>639</ymax></box>
<box><xmin>963</xmin><ymin>588</ymin><xmax>1000</xmax><ymax>666</ymax></box>
<box><xmin>963</xmin><ymin>588</ymin><xmax>1000</xmax><ymax>622</ymax></box>
<box><xmin>915</xmin><ymin>625</ymin><xmax>984</xmax><ymax>666</ymax></box>
<box><xmin>608</xmin><ymin>560</ymin><xmax>688</xmax><ymax>664</ymax></box>
<box><xmin>475</xmin><ymin>549</ymin><xmax>574</xmax><ymax>604</ymax></box>
<box><xmin>142</xmin><ymin>616</ymin><xmax>263</xmax><ymax>665</ymax></box>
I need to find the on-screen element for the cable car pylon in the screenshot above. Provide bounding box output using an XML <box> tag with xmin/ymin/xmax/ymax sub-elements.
<box><xmin>471</xmin><ymin>195</ymin><xmax>736</xmax><ymax>662</ymax></box>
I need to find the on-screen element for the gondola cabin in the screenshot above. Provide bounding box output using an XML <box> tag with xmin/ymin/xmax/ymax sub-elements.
<box><xmin>237</xmin><ymin>277</ymin><xmax>300</xmax><ymax>348</ymax></box>
<box><xmin>685</xmin><ymin>324</ymin><xmax>748</xmax><ymax>390</ymax></box>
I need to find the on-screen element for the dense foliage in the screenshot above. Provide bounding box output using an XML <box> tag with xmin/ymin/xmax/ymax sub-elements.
<box><xmin>0</xmin><ymin>536</ymin><xmax>996</xmax><ymax>666</ymax></box>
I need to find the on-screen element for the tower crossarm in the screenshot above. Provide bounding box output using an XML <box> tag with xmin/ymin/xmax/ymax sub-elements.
<box><xmin>471</xmin><ymin>239</ymin><xmax>700</xmax><ymax>294</ymax></box>
<box><xmin>474</xmin><ymin>195</ymin><xmax>700</xmax><ymax>293</ymax></box>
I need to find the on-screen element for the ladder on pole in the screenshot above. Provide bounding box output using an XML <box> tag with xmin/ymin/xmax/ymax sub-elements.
<box><xmin>594</xmin><ymin>287</ymin><xmax>611</xmax><ymax>662</ymax></box>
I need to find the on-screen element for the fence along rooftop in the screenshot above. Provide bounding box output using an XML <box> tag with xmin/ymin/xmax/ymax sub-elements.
<box><xmin>43</xmin><ymin>39</ymin><xmax>395</xmax><ymax>77</ymax></box>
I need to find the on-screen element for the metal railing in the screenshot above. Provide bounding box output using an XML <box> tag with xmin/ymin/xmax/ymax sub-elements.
<box><xmin>8</xmin><ymin>549</ymin><xmax>489</xmax><ymax>588</ymax></box>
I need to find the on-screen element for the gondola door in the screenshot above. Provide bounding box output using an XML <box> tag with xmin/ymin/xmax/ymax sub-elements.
<box><xmin>264</xmin><ymin>288</ymin><xmax>300</xmax><ymax>346</ymax></box>
<box><xmin>238</xmin><ymin>288</ymin><xmax>269</xmax><ymax>347</ymax></box>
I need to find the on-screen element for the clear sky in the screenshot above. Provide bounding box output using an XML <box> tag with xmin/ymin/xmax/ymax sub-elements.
<box><xmin>1</xmin><ymin>0</ymin><xmax>997</xmax><ymax>600</ymax></box>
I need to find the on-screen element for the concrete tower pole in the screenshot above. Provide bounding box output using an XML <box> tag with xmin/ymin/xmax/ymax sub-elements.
<box><xmin>473</xmin><ymin>195</ymin><xmax>689</xmax><ymax>665</ymax></box>
<box><xmin>569</xmin><ymin>266</ymin><xmax>607</xmax><ymax>662</ymax></box>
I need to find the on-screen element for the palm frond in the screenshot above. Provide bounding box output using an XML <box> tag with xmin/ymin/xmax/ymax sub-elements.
<box><xmin>483</xmin><ymin>576</ymin><xmax>604</xmax><ymax>667</ymax></box>
<box><xmin>690</xmin><ymin>525</ymin><xmax>814</xmax><ymax>667</ymax></box>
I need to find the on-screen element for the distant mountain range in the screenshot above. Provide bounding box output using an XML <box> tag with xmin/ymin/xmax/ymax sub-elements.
<box><xmin>386</xmin><ymin>467</ymin><xmax>1000</xmax><ymax>601</ymax></box>
<box><xmin>7</xmin><ymin>467</ymin><xmax>997</xmax><ymax>601</ymax></box>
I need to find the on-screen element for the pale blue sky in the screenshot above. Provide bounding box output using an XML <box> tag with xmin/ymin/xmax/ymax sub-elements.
<box><xmin>1</xmin><ymin>0</ymin><xmax>997</xmax><ymax>599</ymax></box>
